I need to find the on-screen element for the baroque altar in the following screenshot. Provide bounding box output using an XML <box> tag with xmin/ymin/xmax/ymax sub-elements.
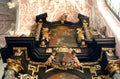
<box><xmin>1</xmin><ymin>13</ymin><xmax>119</xmax><ymax>79</ymax></box>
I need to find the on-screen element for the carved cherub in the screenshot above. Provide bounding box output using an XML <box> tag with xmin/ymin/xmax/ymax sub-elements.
<box><xmin>14</xmin><ymin>48</ymin><xmax>23</xmax><ymax>56</ymax></box>
<box><xmin>45</xmin><ymin>51</ymin><xmax>56</xmax><ymax>65</ymax></box>
<box><xmin>71</xmin><ymin>51</ymin><xmax>83</xmax><ymax>67</ymax></box>
<box><xmin>106</xmin><ymin>49</ymin><xmax>114</xmax><ymax>56</ymax></box>
<box><xmin>80</xmin><ymin>40</ymin><xmax>87</xmax><ymax>48</ymax></box>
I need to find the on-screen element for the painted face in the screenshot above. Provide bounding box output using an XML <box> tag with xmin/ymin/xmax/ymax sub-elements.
<box><xmin>17</xmin><ymin>48</ymin><xmax>21</xmax><ymax>53</ymax></box>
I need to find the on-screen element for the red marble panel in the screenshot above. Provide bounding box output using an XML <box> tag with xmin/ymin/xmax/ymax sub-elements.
<box><xmin>19</xmin><ymin>0</ymin><xmax>39</xmax><ymax>31</ymax></box>
<box><xmin>18</xmin><ymin>0</ymin><xmax>93</xmax><ymax>31</ymax></box>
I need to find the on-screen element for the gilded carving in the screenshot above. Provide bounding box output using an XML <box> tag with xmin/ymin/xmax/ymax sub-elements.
<box><xmin>106</xmin><ymin>59</ymin><xmax>120</xmax><ymax>74</ymax></box>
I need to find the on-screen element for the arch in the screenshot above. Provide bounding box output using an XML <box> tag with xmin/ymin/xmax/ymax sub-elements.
<box><xmin>46</xmin><ymin>69</ymin><xmax>91</xmax><ymax>79</ymax></box>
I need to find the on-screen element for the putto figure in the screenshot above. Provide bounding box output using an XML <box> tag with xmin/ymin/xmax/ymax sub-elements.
<box><xmin>45</xmin><ymin>51</ymin><xmax>57</xmax><ymax>65</ymax></box>
<box><xmin>14</xmin><ymin>48</ymin><xmax>23</xmax><ymax>56</ymax></box>
<box><xmin>45</xmin><ymin>48</ymin><xmax>83</xmax><ymax>69</ymax></box>
<box><xmin>71</xmin><ymin>50</ymin><xmax>83</xmax><ymax>67</ymax></box>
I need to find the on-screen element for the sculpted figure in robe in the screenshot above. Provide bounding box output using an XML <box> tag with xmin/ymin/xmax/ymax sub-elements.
<box><xmin>76</xmin><ymin>28</ymin><xmax>85</xmax><ymax>43</ymax></box>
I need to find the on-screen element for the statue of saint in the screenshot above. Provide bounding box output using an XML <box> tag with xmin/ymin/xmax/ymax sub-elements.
<box><xmin>82</xmin><ymin>19</ymin><xmax>91</xmax><ymax>41</ymax></box>
<box><xmin>76</xmin><ymin>28</ymin><xmax>85</xmax><ymax>43</ymax></box>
